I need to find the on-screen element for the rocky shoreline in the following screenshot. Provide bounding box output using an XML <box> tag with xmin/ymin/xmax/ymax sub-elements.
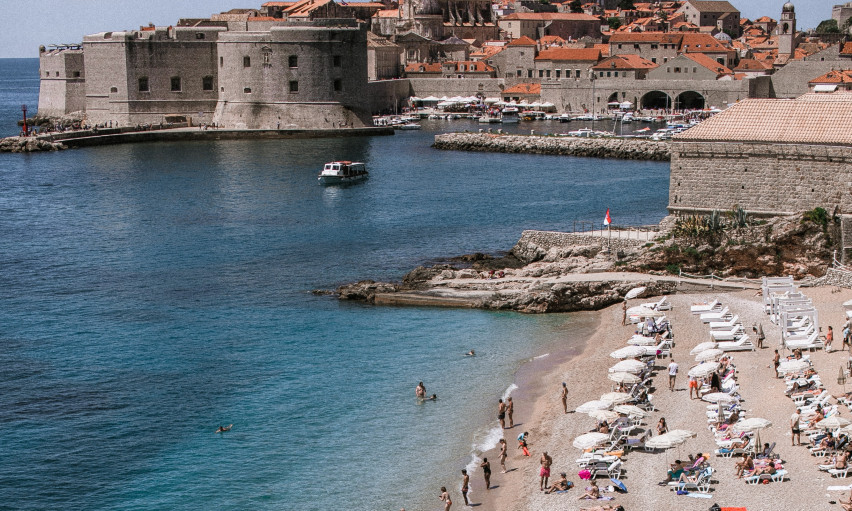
<box><xmin>433</xmin><ymin>132</ymin><xmax>671</xmax><ymax>160</ymax></box>
<box><xmin>0</xmin><ymin>136</ymin><xmax>67</xmax><ymax>153</ymax></box>
<box><xmin>334</xmin><ymin>211</ymin><xmax>837</xmax><ymax>313</ymax></box>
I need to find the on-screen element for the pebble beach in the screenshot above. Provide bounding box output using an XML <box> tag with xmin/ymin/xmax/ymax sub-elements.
<box><xmin>459</xmin><ymin>285</ymin><xmax>852</xmax><ymax>511</ymax></box>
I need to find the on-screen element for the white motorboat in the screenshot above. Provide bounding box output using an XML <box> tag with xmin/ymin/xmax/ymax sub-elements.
<box><xmin>396</xmin><ymin>123</ymin><xmax>422</xmax><ymax>130</ymax></box>
<box><xmin>318</xmin><ymin>161</ymin><xmax>368</xmax><ymax>185</ymax></box>
<box><xmin>501</xmin><ymin>107</ymin><xmax>520</xmax><ymax>124</ymax></box>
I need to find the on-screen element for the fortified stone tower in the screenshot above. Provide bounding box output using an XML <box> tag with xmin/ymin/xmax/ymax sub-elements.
<box><xmin>779</xmin><ymin>2</ymin><xmax>796</xmax><ymax>56</ymax></box>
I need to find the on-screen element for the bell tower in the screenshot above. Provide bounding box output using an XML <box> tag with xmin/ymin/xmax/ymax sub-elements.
<box><xmin>779</xmin><ymin>2</ymin><xmax>796</xmax><ymax>56</ymax></box>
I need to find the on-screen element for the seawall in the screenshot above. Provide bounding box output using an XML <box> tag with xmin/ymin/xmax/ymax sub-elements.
<box><xmin>433</xmin><ymin>132</ymin><xmax>670</xmax><ymax>161</ymax></box>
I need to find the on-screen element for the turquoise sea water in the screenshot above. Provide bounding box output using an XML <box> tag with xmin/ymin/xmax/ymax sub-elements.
<box><xmin>0</xmin><ymin>58</ymin><xmax>670</xmax><ymax>510</ymax></box>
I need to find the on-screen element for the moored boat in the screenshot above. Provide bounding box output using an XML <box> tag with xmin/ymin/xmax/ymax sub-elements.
<box><xmin>318</xmin><ymin>161</ymin><xmax>368</xmax><ymax>185</ymax></box>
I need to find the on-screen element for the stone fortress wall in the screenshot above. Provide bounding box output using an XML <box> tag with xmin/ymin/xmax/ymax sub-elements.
<box><xmin>669</xmin><ymin>141</ymin><xmax>852</xmax><ymax>216</ymax></box>
<box><xmin>40</xmin><ymin>20</ymin><xmax>373</xmax><ymax>129</ymax></box>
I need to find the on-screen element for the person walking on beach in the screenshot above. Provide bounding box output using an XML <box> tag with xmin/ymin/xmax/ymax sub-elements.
<box><xmin>480</xmin><ymin>458</ymin><xmax>492</xmax><ymax>490</ymax></box>
<box><xmin>561</xmin><ymin>382</ymin><xmax>568</xmax><ymax>414</ymax></box>
<box><xmin>668</xmin><ymin>358</ymin><xmax>678</xmax><ymax>391</ymax></box>
<box><xmin>773</xmin><ymin>349</ymin><xmax>781</xmax><ymax>377</ymax></box>
<box><xmin>506</xmin><ymin>397</ymin><xmax>514</xmax><ymax>428</ymax></box>
<box><xmin>826</xmin><ymin>326</ymin><xmax>835</xmax><ymax>352</ymax></box>
<box><xmin>753</xmin><ymin>323</ymin><xmax>765</xmax><ymax>349</ymax></box>
<box><xmin>499</xmin><ymin>438</ymin><xmax>508</xmax><ymax>473</ymax></box>
<box><xmin>791</xmin><ymin>408</ymin><xmax>801</xmax><ymax>446</ymax></box>
<box><xmin>518</xmin><ymin>431</ymin><xmax>530</xmax><ymax>456</ymax></box>
<box><xmin>497</xmin><ymin>399</ymin><xmax>507</xmax><ymax>429</ymax></box>
<box><xmin>460</xmin><ymin>469</ymin><xmax>470</xmax><ymax>506</ymax></box>
<box><xmin>540</xmin><ymin>451</ymin><xmax>553</xmax><ymax>490</ymax></box>
<box><xmin>439</xmin><ymin>486</ymin><xmax>452</xmax><ymax>511</ymax></box>
<box><xmin>621</xmin><ymin>301</ymin><xmax>627</xmax><ymax>326</ymax></box>
<box><xmin>688</xmin><ymin>374</ymin><xmax>698</xmax><ymax>400</ymax></box>
<box><xmin>416</xmin><ymin>382</ymin><xmax>426</xmax><ymax>398</ymax></box>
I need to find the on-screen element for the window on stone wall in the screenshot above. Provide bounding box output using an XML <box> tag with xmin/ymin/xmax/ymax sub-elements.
<box><xmin>289</xmin><ymin>55</ymin><xmax>298</xmax><ymax>68</ymax></box>
<box><xmin>243</xmin><ymin>56</ymin><xmax>251</xmax><ymax>68</ymax></box>
<box><xmin>73</xmin><ymin>71</ymin><xmax>80</xmax><ymax>78</ymax></box>
<box><xmin>289</xmin><ymin>80</ymin><xmax>298</xmax><ymax>93</ymax></box>
<box><xmin>110</xmin><ymin>86</ymin><xmax>118</xmax><ymax>93</ymax></box>
<box><xmin>220</xmin><ymin>56</ymin><xmax>223</xmax><ymax>67</ymax></box>
<box><xmin>538</xmin><ymin>70</ymin><xmax>544</xmax><ymax>78</ymax></box>
<box><xmin>575</xmin><ymin>69</ymin><xmax>580</xmax><ymax>78</ymax></box>
<box><xmin>546</xmin><ymin>70</ymin><xmax>551</xmax><ymax>78</ymax></box>
<box><xmin>527</xmin><ymin>69</ymin><xmax>532</xmax><ymax>78</ymax></box>
<box><xmin>333</xmin><ymin>55</ymin><xmax>341</xmax><ymax>67</ymax></box>
<box><xmin>55</xmin><ymin>71</ymin><xmax>59</xmax><ymax>77</ymax></box>
<box><xmin>693</xmin><ymin>67</ymin><xmax>697</xmax><ymax>73</ymax></box>
<box><xmin>516</xmin><ymin>70</ymin><xmax>522</xmax><ymax>77</ymax></box>
<box><xmin>138</xmin><ymin>76</ymin><xmax>149</xmax><ymax>92</ymax></box>
<box><xmin>333</xmin><ymin>79</ymin><xmax>342</xmax><ymax>92</ymax></box>
<box><xmin>556</xmin><ymin>70</ymin><xmax>561</xmax><ymax>78</ymax></box>
<box><xmin>202</xmin><ymin>76</ymin><xmax>214</xmax><ymax>91</ymax></box>
<box><xmin>171</xmin><ymin>76</ymin><xmax>181</xmax><ymax>92</ymax></box>
<box><xmin>196</xmin><ymin>32</ymin><xmax>205</xmax><ymax>40</ymax></box>
<box><xmin>244</xmin><ymin>87</ymin><xmax>252</xmax><ymax>93</ymax></box>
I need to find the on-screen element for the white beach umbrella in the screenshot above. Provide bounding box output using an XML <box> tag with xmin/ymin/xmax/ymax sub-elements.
<box><xmin>843</xmin><ymin>299</ymin><xmax>852</xmax><ymax>308</ymax></box>
<box><xmin>573</xmin><ymin>432</ymin><xmax>610</xmax><ymax>450</ymax></box>
<box><xmin>733</xmin><ymin>417</ymin><xmax>772</xmax><ymax>432</ymax></box>
<box><xmin>608</xmin><ymin>372</ymin><xmax>641</xmax><ymax>385</ymax></box>
<box><xmin>627</xmin><ymin>335</ymin><xmax>658</xmax><ymax>346</ymax></box>
<box><xmin>817</xmin><ymin>416</ymin><xmax>851</xmax><ymax>430</ymax></box>
<box><xmin>702</xmin><ymin>392</ymin><xmax>738</xmax><ymax>404</ymax></box>
<box><xmin>588</xmin><ymin>409</ymin><xmax>620</xmax><ymax>421</ymax></box>
<box><xmin>613</xmin><ymin>404</ymin><xmax>647</xmax><ymax>417</ymax></box>
<box><xmin>645</xmin><ymin>430</ymin><xmax>693</xmax><ymax>450</ymax></box>
<box><xmin>695</xmin><ymin>348</ymin><xmax>724</xmax><ymax>363</ymax></box>
<box><xmin>690</xmin><ymin>341</ymin><xmax>718</xmax><ymax>355</ymax></box>
<box><xmin>667</xmin><ymin>429</ymin><xmax>698</xmax><ymax>441</ymax></box>
<box><xmin>576</xmin><ymin>400</ymin><xmax>611</xmax><ymax>413</ymax></box>
<box><xmin>838</xmin><ymin>424</ymin><xmax>852</xmax><ymax>436</ymax></box>
<box><xmin>625</xmin><ymin>286</ymin><xmax>646</xmax><ymax>300</ymax></box>
<box><xmin>600</xmin><ymin>392</ymin><xmax>633</xmax><ymax>405</ymax></box>
<box><xmin>777</xmin><ymin>359</ymin><xmax>810</xmax><ymax>375</ymax></box>
<box><xmin>688</xmin><ymin>361</ymin><xmax>719</xmax><ymax>378</ymax></box>
<box><xmin>610</xmin><ymin>345</ymin><xmax>647</xmax><ymax>359</ymax></box>
<box><xmin>609</xmin><ymin>360</ymin><xmax>647</xmax><ymax>374</ymax></box>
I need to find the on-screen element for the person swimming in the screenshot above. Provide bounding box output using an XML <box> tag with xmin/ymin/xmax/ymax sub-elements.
<box><xmin>466</xmin><ymin>350</ymin><xmax>475</xmax><ymax>356</ymax></box>
<box><xmin>216</xmin><ymin>424</ymin><xmax>233</xmax><ymax>433</ymax></box>
<box><xmin>426</xmin><ymin>394</ymin><xmax>437</xmax><ymax>401</ymax></box>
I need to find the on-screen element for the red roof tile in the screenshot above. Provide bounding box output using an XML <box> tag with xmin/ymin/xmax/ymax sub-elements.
<box><xmin>502</xmin><ymin>82</ymin><xmax>541</xmax><ymax>94</ymax></box>
<box><xmin>592</xmin><ymin>54</ymin><xmax>657</xmax><ymax>70</ymax></box>
<box><xmin>501</xmin><ymin>12</ymin><xmax>599</xmax><ymax>21</ymax></box>
<box><xmin>506</xmin><ymin>36</ymin><xmax>537</xmax><ymax>47</ymax></box>
<box><xmin>534</xmin><ymin>48</ymin><xmax>601</xmax><ymax>61</ymax></box>
<box><xmin>809</xmin><ymin>69</ymin><xmax>852</xmax><ymax>85</ymax></box>
<box><xmin>682</xmin><ymin>52</ymin><xmax>732</xmax><ymax>75</ymax></box>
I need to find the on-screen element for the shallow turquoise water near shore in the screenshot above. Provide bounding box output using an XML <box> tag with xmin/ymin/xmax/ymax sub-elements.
<box><xmin>0</xmin><ymin>59</ymin><xmax>669</xmax><ymax>510</ymax></box>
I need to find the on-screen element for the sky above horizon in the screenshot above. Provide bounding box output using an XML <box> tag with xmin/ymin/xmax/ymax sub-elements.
<box><xmin>0</xmin><ymin>0</ymin><xmax>842</xmax><ymax>58</ymax></box>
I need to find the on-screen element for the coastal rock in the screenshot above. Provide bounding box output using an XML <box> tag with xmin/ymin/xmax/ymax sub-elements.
<box><xmin>336</xmin><ymin>280</ymin><xmax>399</xmax><ymax>302</ymax></box>
<box><xmin>0</xmin><ymin>136</ymin><xmax>67</xmax><ymax>153</ymax></box>
<box><xmin>434</xmin><ymin>133</ymin><xmax>670</xmax><ymax>161</ymax></box>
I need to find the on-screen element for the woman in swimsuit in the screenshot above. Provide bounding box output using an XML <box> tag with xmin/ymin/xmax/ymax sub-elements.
<box><xmin>499</xmin><ymin>438</ymin><xmax>508</xmax><ymax>473</ymax></box>
<box><xmin>577</xmin><ymin>480</ymin><xmax>600</xmax><ymax>500</ymax></box>
<box><xmin>481</xmin><ymin>458</ymin><xmax>492</xmax><ymax>490</ymax></box>
<box><xmin>439</xmin><ymin>486</ymin><xmax>452</xmax><ymax>511</ymax></box>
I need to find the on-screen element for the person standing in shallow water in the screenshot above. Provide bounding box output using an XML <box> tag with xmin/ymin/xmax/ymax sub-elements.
<box><xmin>416</xmin><ymin>382</ymin><xmax>426</xmax><ymax>398</ymax></box>
<box><xmin>480</xmin><ymin>457</ymin><xmax>492</xmax><ymax>490</ymax></box>
<box><xmin>460</xmin><ymin>469</ymin><xmax>469</xmax><ymax>506</ymax></box>
<box><xmin>497</xmin><ymin>399</ymin><xmax>506</xmax><ymax>429</ymax></box>
<box><xmin>506</xmin><ymin>397</ymin><xmax>514</xmax><ymax>428</ymax></box>
<box><xmin>439</xmin><ymin>486</ymin><xmax>452</xmax><ymax>511</ymax></box>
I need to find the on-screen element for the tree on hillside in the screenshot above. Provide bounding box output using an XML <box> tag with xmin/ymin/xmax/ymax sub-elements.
<box><xmin>816</xmin><ymin>19</ymin><xmax>840</xmax><ymax>33</ymax></box>
<box><xmin>618</xmin><ymin>0</ymin><xmax>635</xmax><ymax>9</ymax></box>
<box><xmin>843</xmin><ymin>15</ymin><xmax>852</xmax><ymax>32</ymax></box>
<box><xmin>569</xmin><ymin>0</ymin><xmax>583</xmax><ymax>13</ymax></box>
<box><xmin>608</xmin><ymin>17</ymin><xmax>622</xmax><ymax>29</ymax></box>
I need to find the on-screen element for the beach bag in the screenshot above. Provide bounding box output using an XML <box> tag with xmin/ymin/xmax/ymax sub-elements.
<box><xmin>578</xmin><ymin>469</ymin><xmax>591</xmax><ymax>480</ymax></box>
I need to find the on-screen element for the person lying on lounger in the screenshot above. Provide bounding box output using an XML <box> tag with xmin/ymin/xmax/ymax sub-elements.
<box><xmin>735</xmin><ymin>454</ymin><xmax>754</xmax><ymax>478</ymax></box>
<box><xmin>751</xmin><ymin>461</ymin><xmax>777</xmax><ymax>477</ymax></box>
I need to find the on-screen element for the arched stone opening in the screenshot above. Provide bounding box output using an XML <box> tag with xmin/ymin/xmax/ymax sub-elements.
<box><xmin>641</xmin><ymin>90</ymin><xmax>671</xmax><ymax>110</ymax></box>
<box><xmin>675</xmin><ymin>91</ymin><xmax>705</xmax><ymax>110</ymax></box>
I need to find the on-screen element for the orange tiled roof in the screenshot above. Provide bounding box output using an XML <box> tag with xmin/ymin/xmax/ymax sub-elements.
<box><xmin>248</xmin><ymin>16</ymin><xmax>278</xmax><ymax>21</ymax></box>
<box><xmin>680</xmin><ymin>32</ymin><xmax>730</xmax><ymax>53</ymax></box>
<box><xmin>444</xmin><ymin>61</ymin><xmax>494</xmax><ymax>72</ymax></box>
<box><xmin>374</xmin><ymin>8</ymin><xmax>400</xmax><ymax>17</ymax></box>
<box><xmin>682</xmin><ymin>52</ymin><xmax>732</xmax><ymax>75</ymax></box>
<box><xmin>263</xmin><ymin>1</ymin><xmax>296</xmax><ymax>5</ymax></box>
<box><xmin>754</xmin><ymin>16</ymin><xmax>775</xmax><ymax>23</ymax></box>
<box><xmin>592</xmin><ymin>54</ymin><xmax>657</xmax><ymax>70</ymax></box>
<box><xmin>502</xmin><ymin>82</ymin><xmax>541</xmax><ymax>94</ymax></box>
<box><xmin>594</xmin><ymin>43</ymin><xmax>610</xmax><ymax>57</ymax></box>
<box><xmin>405</xmin><ymin>63</ymin><xmax>442</xmax><ymax>72</ymax></box>
<box><xmin>733</xmin><ymin>58</ymin><xmax>770</xmax><ymax>71</ymax></box>
<box><xmin>809</xmin><ymin>69</ymin><xmax>852</xmax><ymax>85</ymax></box>
<box><xmin>470</xmin><ymin>46</ymin><xmax>504</xmax><ymax>59</ymax></box>
<box><xmin>674</xmin><ymin>93</ymin><xmax>852</xmax><ymax>145</ymax></box>
<box><xmin>501</xmin><ymin>12</ymin><xmax>599</xmax><ymax>21</ymax></box>
<box><xmin>538</xmin><ymin>35</ymin><xmax>567</xmax><ymax>46</ymax></box>
<box><xmin>507</xmin><ymin>36</ymin><xmax>537</xmax><ymax>47</ymax></box>
<box><xmin>842</xmin><ymin>42</ymin><xmax>852</xmax><ymax>56</ymax></box>
<box><xmin>534</xmin><ymin>48</ymin><xmax>601</xmax><ymax>61</ymax></box>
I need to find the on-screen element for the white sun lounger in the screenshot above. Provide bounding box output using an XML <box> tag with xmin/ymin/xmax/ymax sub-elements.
<box><xmin>691</xmin><ymin>299</ymin><xmax>720</xmax><ymax>314</ymax></box>
<box><xmin>701</xmin><ymin>307</ymin><xmax>731</xmax><ymax>323</ymax></box>
<box><xmin>717</xmin><ymin>335</ymin><xmax>754</xmax><ymax>352</ymax></box>
<box><xmin>711</xmin><ymin>325</ymin><xmax>746</xmax><ymax>341</ymax></box>
<box><xmin>709</xmin><ymin>315</ymin><xmax>740</xmax><ymax>330</ymax></box>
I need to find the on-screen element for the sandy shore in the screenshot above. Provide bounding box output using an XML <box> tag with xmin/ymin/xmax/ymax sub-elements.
<box><xmin>463</xmin><ymin>284</ymin><xmax>852</xmax><ymax>511</ymax></box>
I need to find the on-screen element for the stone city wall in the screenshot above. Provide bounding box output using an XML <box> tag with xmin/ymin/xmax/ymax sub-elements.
<box><xmin>814</xmin><ymin>267</ymin><xmax>852</xmax><ymax>289</ymax></box>
<box><xmin>669</xmin><ymin>141</ymin><xmax>852</xmax><ymax>216</ymax></box>
<box><xmin>434</xmin><ymin>132</ymin><xmax>670</xmax><ymax>160</ymax></box>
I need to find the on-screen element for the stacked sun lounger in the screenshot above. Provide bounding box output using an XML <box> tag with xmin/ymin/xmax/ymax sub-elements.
<box><xmin>760</xmin><ymin>278</ymin><xmax>823</xmax><ymax>351</ymax></box>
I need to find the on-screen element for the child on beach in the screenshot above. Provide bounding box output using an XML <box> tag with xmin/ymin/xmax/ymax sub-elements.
<box><xmin>439</xmin><ymin>486</ymin><xmax>452</xmax><ymax>511</ymax></box>
<box><xmin>518</xmin><ymin>432</ymin><xmax>530</xmax><ymax>456</ymax></box>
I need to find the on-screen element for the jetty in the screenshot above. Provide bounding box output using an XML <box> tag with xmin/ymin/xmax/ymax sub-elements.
<box><xmin>434</xmin><ymin>132</ymin><xmax>670</xmax><ymax>161</ymax></box>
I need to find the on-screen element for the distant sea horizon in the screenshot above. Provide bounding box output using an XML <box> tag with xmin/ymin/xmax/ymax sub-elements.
<box><xmin>0</xmin><ymin>58</ymin><xmax>670</xmax><ymax>510</ymax></box>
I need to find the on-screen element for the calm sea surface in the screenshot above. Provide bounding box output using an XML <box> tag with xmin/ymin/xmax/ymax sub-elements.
<box><xmin>0</xmin><ymin>58</ymin><xmax>669</xmax><ymax>510</ymax></box>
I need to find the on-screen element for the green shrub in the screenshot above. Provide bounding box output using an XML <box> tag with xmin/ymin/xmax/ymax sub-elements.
<box><xmin>683</xmin><ymin>246</ymin><xmax>699</xmax><ymax>257</ymax></box>
<box><xmin>803</xmin><ymin>207</ymin><xmax>828</xmax><ymax>229</ymax></box>
<box><xmin>643</xmin><ymin>242</ymin><xmax>655</xmax><ymax>248</ymax></box>
<box><xmin>665</xmin><ymin>263</ymin><xmax>681</xmax><ymax>275</ymax></box>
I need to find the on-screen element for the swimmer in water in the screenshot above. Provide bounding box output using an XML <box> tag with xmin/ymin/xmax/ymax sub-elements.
<box><xmin>426</xmin><ymin>394</ymin><xmax>437</xmax><ymax>401</ymax></box>
<box><xmin>216</xmin><ymin>424</ymin><xmax>232</xmax><ymax>433</ymax></box>
<box><xmin>466</xmin><ymin>350</ymin><xmax>475</xmax><ymax>356</ymax></box>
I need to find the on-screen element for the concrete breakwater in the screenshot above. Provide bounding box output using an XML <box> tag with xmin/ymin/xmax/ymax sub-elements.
<box><xmin>434</xmin><ymin>132</ymin><xmax>671</xmax><ymax>161</ymax></box>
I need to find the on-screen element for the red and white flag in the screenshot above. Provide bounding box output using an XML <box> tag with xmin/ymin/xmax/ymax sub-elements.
<box><xmin>604</xmin><ymin>208</ymin><xmax>612</xmax><ymax>226</ymax></box>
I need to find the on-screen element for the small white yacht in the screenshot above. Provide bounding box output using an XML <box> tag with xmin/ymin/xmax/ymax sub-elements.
<box><xmin>501</xmin><ymin>107</ymin><xmax>520</xmax><ymax>124</ymax></box>
<box><xmin>318</xmin><ymin>161</ymin><xmax>368</xmax><ymax>185</ymax></box>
